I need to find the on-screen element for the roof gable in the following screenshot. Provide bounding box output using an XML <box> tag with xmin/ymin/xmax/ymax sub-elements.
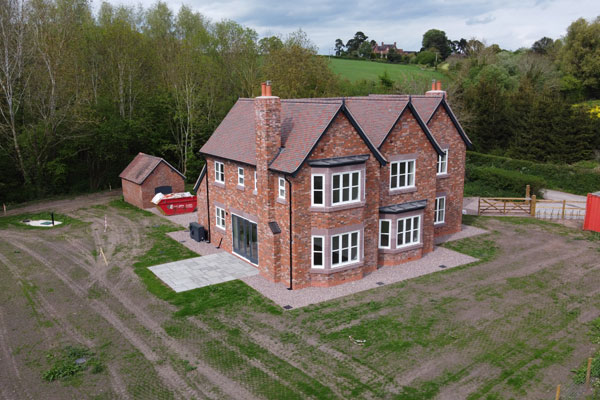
<box><xmin>119</xmin><ymin>153</ymin><xmax>185</xmax><ymax>185</ymax></box>
<box><xmin>412</xmin><ymin>95</ymin><xmax>473</xmax><ymax>149</ymax></box>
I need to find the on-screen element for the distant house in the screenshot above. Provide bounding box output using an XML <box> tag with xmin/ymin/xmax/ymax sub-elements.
<box><xmin>195</xmin><ymin>81</ymin><xmax>472</xmax><ymax>289</ymax></box>
<box><xmin>372</xmin><ymin>42</ymin><xmax>398</xmax><ymax>58</ymax></box>
<box><xmin>119</xmin><ymin>153</ymin><xmax>185</xmax><ymax>209</ymax></box>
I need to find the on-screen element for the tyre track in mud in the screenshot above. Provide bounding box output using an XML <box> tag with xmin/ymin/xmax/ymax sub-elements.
<box><xmin>8</xmin><ymin>228</ymin><xmax>259</xmax><ymax>400</ymax></box>
<box><xmin>4</xmin><ymin>237</ymin><xmax>208</xmax><ymax>400</ymax></box>
<box><xmin>0</xmin><ymin>251</ymin><xmax>129</xmax><ymax>400</ymax></box>
<box><xmin>0</xmin><ymin>306</ymin><xmax>34</xmax><ymax>400</ymax></box>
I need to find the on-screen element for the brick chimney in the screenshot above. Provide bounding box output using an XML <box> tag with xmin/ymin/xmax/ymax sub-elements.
<box><xmin>426</xmin><ymin>79</ymin><xmax>447</xmax><ymax>99</ymax></box>
<box><xmin>254</xmin><ymin>80</ymin><xmax>282</xmax><ymax>281</ymax></box>
<box><xmin>255</xmin><ymin>81</ymin><xmax>281</xmax><ymax>168</ymax></box>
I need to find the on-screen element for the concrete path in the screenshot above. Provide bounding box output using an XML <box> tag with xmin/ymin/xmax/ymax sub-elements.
<box><xmin>541</xmin><ymin>189</ymin><xmax>587</xmax><ymax>202</ymax></box>
<box><xmin>149</xmin><ymin>253</ymin><xmax>258</xmax><ymax>292</ymax></box>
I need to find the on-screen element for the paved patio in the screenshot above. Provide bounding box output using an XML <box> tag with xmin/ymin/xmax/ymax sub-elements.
<box><xmin>149</xmin><ymin>252</ymin><xmax>258</xmax><ymax>292</ymax></box>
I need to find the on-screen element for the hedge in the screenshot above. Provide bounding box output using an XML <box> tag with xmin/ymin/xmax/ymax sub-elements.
<box><xmin>466</xmin><ymin>152</ymin><xmax>600</xmax><ymax>196</ymax></box>
<box><xmin>465</xmin><ymin>165</ymin><xmax>546</xmax><ymax>198</ymax></box>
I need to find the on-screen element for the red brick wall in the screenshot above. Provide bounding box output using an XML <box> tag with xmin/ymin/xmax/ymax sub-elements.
<box><xmin>428</xmin><ymin>105</ymin><xmax>467</xmax><ymax>237</ymax></box>
<box><xmin>377</xmin><ymin>108</ymin><xmax>438</xmax><ymax>266</ymax></box>
<box><xmin>122</xmin><ymin>162</ymin><xmax>185</xmax><ymax>209</ymax></box>
<box><xmin>292</xmin><ymin>111</ymin><xmax>380</xmax><ymax>289</ymax></box>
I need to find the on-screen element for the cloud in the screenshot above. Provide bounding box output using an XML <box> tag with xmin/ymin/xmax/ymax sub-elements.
<box><xmin>466</xmin><ymin>15</ymin><xmax>496</xmax><ymax>25</ymax></box>
<box><xmin>108</xmin><ymin>0</ymin><xmax>600</xmax><ymax>53</ymax></box>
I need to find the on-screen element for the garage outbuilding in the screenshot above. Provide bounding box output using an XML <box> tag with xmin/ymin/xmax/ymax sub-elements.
<box><xmin>119</xmin><ymin>152</ymin><xmax>185</xmax><ymax>209</ymax></box>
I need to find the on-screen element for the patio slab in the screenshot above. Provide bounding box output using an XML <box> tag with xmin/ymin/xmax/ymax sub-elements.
<box><xmin>149</xmin><ymin>252</ymin><xmax>258</xmax><ymax>292</ymax></box>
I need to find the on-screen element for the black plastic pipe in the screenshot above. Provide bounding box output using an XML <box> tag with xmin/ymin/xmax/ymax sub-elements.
<box><xmin>284</xmin><ymin>175</ymin><xmax>293</xmax><ymax>290</ymax></box>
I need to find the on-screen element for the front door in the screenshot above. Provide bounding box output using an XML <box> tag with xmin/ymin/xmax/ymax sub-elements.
<box><xmin>232</xmin><ymin>215</ymin><xmax>258</xmax><ymax>265</ymax></box>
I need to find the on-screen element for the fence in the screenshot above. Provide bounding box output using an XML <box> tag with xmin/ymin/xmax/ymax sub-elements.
<box><xmin>477</xmin><ymin>185</ymin><xmax>587</xmax><ymax>220</ymax></box>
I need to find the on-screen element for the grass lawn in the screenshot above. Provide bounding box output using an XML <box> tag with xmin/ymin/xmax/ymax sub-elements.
<box><xmin>328</xmin><ymin>58</ymin><xmax>446</xmax><ymax>84</ymax></box>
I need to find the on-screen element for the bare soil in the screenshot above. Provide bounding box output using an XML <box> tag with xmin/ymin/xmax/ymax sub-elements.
<box><xmin>1</xmin><ymin>194</ymin><xmax>599</xmax><ymax>399</ymax></box>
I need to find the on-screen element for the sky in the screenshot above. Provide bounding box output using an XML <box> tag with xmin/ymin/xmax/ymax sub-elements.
<box><xmin>106</xmin><ymin>0</ymin><xmax>600</xmax><ymax>54</ymax></box>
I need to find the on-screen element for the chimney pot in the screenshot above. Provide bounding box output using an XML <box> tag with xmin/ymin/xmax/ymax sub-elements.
<box><xmin>261</xmin><ymin>82</ymin><xmax>266</xmax><ymax>97</ymax></box>
<box><xmin>381</xmin><ymin>41</ymin><xmax>384</xmax><ymax>46</ymax></box>
<box><xmin>265</xmin><ymin>81</ymin><xmax>272</xmax><ymax>97</ymax></box>
<box><xmin>436</xmin><ymin>80</ymin><xmax>442</xmax><ymax>91</ymax></box>
<box><xmin>431</xmin><ymin>79</ymin><xmax>436</xmax><ymax>91</ymax></box>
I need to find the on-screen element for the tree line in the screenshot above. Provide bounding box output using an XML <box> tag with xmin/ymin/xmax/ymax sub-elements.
<box><xmin>0</xmin><ymin>0</ymin><xmax>339</xmax><ymax>204</ymax></box>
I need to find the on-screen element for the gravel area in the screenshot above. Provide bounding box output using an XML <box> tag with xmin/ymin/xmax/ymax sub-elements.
<box><xmin>166</xmin><ymin>230</ymin><xmax>224</xmax><ymax>256</ymax></box>
<box><xmin>146</xmin><ymin>207</ymin><xmax>197</xmax><ymax>228</ymax></box>
<box><xmin>242</xmin><ymin>246</ymin><xmax>479</xmax><ymax>309</ymax></box>
<box><xmin>434</xmin><ymin>224</ymin><xmax>488</xmax><ymax>245</ymax></box>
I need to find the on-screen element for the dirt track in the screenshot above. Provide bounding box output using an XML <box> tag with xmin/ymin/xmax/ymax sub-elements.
<box><xmin>1</xmin><ymin>194</ymin><xmax>600</xmax><ymax>399</ymax></box>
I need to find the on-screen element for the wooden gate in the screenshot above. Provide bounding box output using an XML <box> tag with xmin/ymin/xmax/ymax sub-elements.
<box><xmin>478</xmin><ymin>197</ymin><xmax>532</xmax><ymax>215</ymax></box>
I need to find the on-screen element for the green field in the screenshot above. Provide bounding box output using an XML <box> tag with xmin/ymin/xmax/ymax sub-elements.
<box><xmin>328</xmin><ymin>57</ymin><xmax>446</xmax><ymax>84</ymax></box>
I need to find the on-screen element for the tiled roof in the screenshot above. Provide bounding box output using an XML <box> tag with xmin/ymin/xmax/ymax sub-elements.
<box><xmin>199</xmin><ymin>94</ymin><xmax>466</xmax><ymax>175</ymax></box>
<box><xmin>119</xmin><ymin>152</ymin><xmax>184</xmax><ymax>185</ymax></box>
<box><xmin>379</xmin><ymin>199</ymin><xmax>427</xmax><ymax>214</ymax></box>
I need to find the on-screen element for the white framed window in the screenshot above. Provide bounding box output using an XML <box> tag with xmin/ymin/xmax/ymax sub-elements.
<box><xmin>437</xmin><ymin>149</ymin><xmax>448</xmax><ymax>175</ymax></box>
<box><xmin>332</xmin><ymin>171</ymin><xmax>360</xmax><ymax>205</ymax></box>
<box><xmin>311</xmin><ymin>236</ymin><xmax>324</xmax><ymax>268</ymax></box>
<box><xmin>215</xmin><ymin>161</ymin><xmax>224</xmax><ymax>183</ymax></box>
<box><xmin>379</xmin><ymin>219</ymin><xmax>391</xmax><ymax>249</ymax></box>
<box><xmin>237</xmin><ymin>167</ymin><xmax>244</xmax><ymax>186</ymax></box>
<box><xmin>397</xmin><ymin>215</ymin><xmax>421</xmax><ymax>248</ymax></box>
<box><xmin>278</xmin><ymin>177</ymin><xmax>286</xmax><ymax>200</ymax></box>
<box><xmin>311</xmin><ymin>174</ymin><xmax>325</xmax><ymax>206</ymax></box>
<box><xmin>331</xmin><ymin>231</ymin><xmax>360</xmax><ymax>268</ymax></box>
<box><xmin>435</xmin><ymin>196</ymin><xmax>446</xmax><ymax>224</ymax></box>
<box><xmin>390</xmin><ymin>160</ymin><xmax>415</xmax><ymax>190</ymax></box>
<box><xmin>254</xmin><ymin>171</ymin><xmax>257</xmax><ymax>192</ymax></box>
<box><xmin>215</xmin><ymin>206</ymin><xmax>226</xmax><ymax>229</ymax></box>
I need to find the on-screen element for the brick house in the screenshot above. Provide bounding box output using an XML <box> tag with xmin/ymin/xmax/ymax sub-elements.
<box><xmin>372</xmin><ymin>42</ymin><xmax>397</xmax><ymax>58</ymax></box>
<box><xmin>120</xmin><ymin>152</ymin><xmax>185</xmax><ymax>209</ymax></box>
<box><xmin>196</xmin><ymin>81</ymin><xmax>471</xmax><ymax>289</ymax></box>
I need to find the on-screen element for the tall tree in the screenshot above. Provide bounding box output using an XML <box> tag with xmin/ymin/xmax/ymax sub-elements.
<box><xmin>422</xmin><ymin>29</ymin><xmax>451</xmax><ymax>59</ymax></box>
<box><xmin>559</xmin><ymin>16</ymin><xmax>600</xmax><ymax>97</ymax></box>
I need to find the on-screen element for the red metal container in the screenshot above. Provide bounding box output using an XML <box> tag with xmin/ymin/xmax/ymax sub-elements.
<box><xmin>156</xmin><ymin>193</ymin><xmax>197</xmax><ymax>216</ymax></box>
<box><xmin>583</xmin><ymin>192</ymin><xmax>600</xmax><ymax>233</ymax></box>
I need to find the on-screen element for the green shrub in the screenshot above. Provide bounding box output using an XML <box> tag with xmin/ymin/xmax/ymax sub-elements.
<box><xmin>465</xmin><ymin>164</ymin><xmax>546</xmax><ymax>198</ymax></box>
<box><xmin>42</xmin><ymin>345</ymin><xmax>104</xmax><ymax>382</ymax></box>
<box><xmin>467</xmin><ymin>152</ymin><xmax>600</xmax><ymax>195</ymax></box>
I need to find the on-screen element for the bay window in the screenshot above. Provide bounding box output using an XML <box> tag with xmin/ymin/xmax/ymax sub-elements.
<box><xmin>332</xmin><ymin>171</ymin><xmax>360</xmax><ymax>205</ymax></box>
<box><xmin>379</xmin><ymin>220</ymin><xmax>391</xmax><ymax>249</ymax></box>
<box><xmin>397</xmin><ymin>215</ymin><xmax>421</xmax><ymax>248</ymax></box>
<box><xmin>311</xmin><ymin>236</ymin><xmax>324</xmax><ymax>268</ymax></box>
<box><xmin>331</xmin><ymin>231</ymin><xmax>360</xmax><ymax>268</ymax></box>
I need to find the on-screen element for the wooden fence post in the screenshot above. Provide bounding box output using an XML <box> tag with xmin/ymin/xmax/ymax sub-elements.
<box><xmin>555</xmin><ymin>384</ymin><xmax>560</xmax><ymax>400</ymax></box>
<box><xmin>477</xmin><ymin>197</ymin><xmax>481</xmax><ymax>216</ymax></box>
<box><xmin>586</xmin><ymin>357</ymin><xmax>593</xmax><ymax>389</ymax></box>
<box><xmin>562</xmin><ymin>200</ymin><xmax>566</xmax><ymax>220</ymax></box>
<box><xmin>526</xmin><ymin>185</ymin><xmax>530</xmax><ymax>199</ymax></box>
<box><xmin>531</xmin><ymin>195</ymin><xmax>537</xmax><ymax>217</ymax></box>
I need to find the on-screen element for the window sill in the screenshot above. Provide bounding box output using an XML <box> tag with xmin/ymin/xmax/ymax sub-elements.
<box><xmin>236</xmin><ymin>185</ymin><xmax>245</xmax><ymax>191</ymax></box>
<box><xmin>379</xmin><ymin>243</ymin><xmax>423</xmax><ymax>254</ymax></box>
<box><xmin>253</xmin><ymin>190</ymin><xmax>257</xmax><ymax>196</ymax></box>
<box><xmin>213</xmin><ymin>181</ymin><xmax>225</xmax><ymax>188</ymax></box>
<box><xmin>389</xmin><ymin>187</ymin><xmax>417</xmax><ymax>195</ymax></box>
<box><xmin>436</xmin><ymin>174</ymin><xmax>449</xmax><ymax>179</ymax></box>
<box><xmin>276</xmin><ymin>197</ymin><xmax>286</xmax><ymax>205</ymax></box>
<box><xmin>434</xmin><ymin>221</ymin><xmax>446</xmax><ymax>227</ymax></box>
<box><xmin>310</xmin><ymin>261</ymin><xmax>364</xmax><ymax>274</ymax></box>
<box><xmin>215</xmin><ymin>225</ymin><xmax>226</xmax><ymax>233</ymax></box>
